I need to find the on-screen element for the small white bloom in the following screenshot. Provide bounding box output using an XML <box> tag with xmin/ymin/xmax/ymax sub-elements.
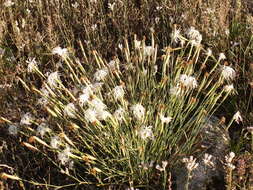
<box><xmin>179</xmin><ymin>74</ymin><xmax>198</xmax><ymax>89</ymax></box>
<box><xmin>96</xmin><ymin>110</ymin><xmax>111</xmax><ymax>121</ymax></box>
<box><xmin>156</xmin><ymin>161</ymin><xmax>168</xmax><ymax>171</ymax></box>
<box><xmin>79</xmin><ymin>93</ymin><xmax>90</xmax><ymax>107</ymax></box>
<box><xmin>131</xmin><ymin>104</ymin><xmax>145</xmax><ymax>121</ymax></box>
<box><xmin>4</xmin><ymin>0</ymin><xmax>14</xmax><ymax>7</ymax></box>
<box><xmin>182</xmin><ymin>156</ymin><xmax>199</xmax><ymax>172</ymax></box>
<box><xmin>89</xmin><ymin>97</ymin><xmax>107</xmax><ymax>111</ymax></box>
<box><xmin>171</xmin><ymin>28</ymin><xmax>181</xmax><ymax>43</ymax></box>
<box><xmin>203</xmin><ymin>153</ymin><xmax>214</xmax><ymax>167</ymax></box>
<box><xmin>84</xmin><ymin>108</ymin><xmax>98</xmax><ymax>123</ymax></box>
<box><xmin>225</xmin><ymin>152</ymin><xmax>235</xmax><ymax>163</ymax></box>
<box><xmin>108</xmin><ymin>2</ymin><xmax>115</xmax><ymax>11</ymax></box>
<box><xmin>8</xmin><ymin>124</ymin><xmax>18</xmax><ymax>135</ymax></box>
<box><xmin>224</xmin><ymin>84</ymin><xmax>235</xmax><ymax>93</ymax></box>
<box><xmin>139</xmin><ymin>126</ymin><xmax>154</xmax><ymax>140</ymax></box>
<box><xmin>20</xmin><ymin>112</ymin><xmax>34</xmax><ymax>125</ymax></box>
<box><xmin>160</xmin><ymin>114</ymin><xmax>172</xmax><ymax>124</ymax></box>
<box><xmin>58</xmin><ymin>146</ymin><xmax>71</xmax><ymax>165</ymax></box>
<box><xmin>206</xmin><ymin>48</ymin><xmax>212</xmax><ymax>57</ymax></box>
<box><xmin>218</xmin><ymin>53</ymin><xmax>226</xmax><ymax>61</ymax></box>
<box><xmin>52</xmin><ymin>46</ymin><xmax>68</xmax><ymax>58</ymax></box>
<box><xmin>36</xmin><ymin>123</ymin><xmax>51</xmax><ymax>137</ymax></box>
<box><xmin>118</xmin><ymin>43</ymin><xmax>123</xmax><ymax>50</ymax></box>
<box><xmin>50</xmin><ymin>136</ymin><xmax>61</xmax><ymax>149</ymax></box>
<box><xmin>144</xmin><ymin>46</ymin><xmax>154</xmax><ymax>57</ymax></box>
<box><xmin>233</xmin><ymin>111</ymin><xmax>243</xmax><ymax>124</ymax></box>
<box><xmin>113</xmin><ymin>108</ymin><xmax>125</xmax><ymax>122</ymax></box>
<box><xmin>221</xmin><ymin>65</ymin><xmax>236</xmax><ymax>81</ymax></box>
<box><xmin>47</xmin><ymin>71</ymin><xmax>60</xmax><ymax>88</ymax></box>
<box><xmin>64</xmin><ymin>103</ymin><xmax>77</xmax><ymax>118</ymax></box>
<box><xmin>91</xmin><ymin>24</ymin><xmax>97</xmax><ymax>31</ymax></box>
<box><xmin>72</xmin><ymin>2</ymin><xmax>79</xmax><ymax>8</ymax></box>
<box><xmin>26</xmin><ymin>57</ymin><xmax>38</xmax><ymax>73</ymax></box>
<box><xmin>112</xmin><ymin>85</ymin><xmax>124</xmax><ymax>100</ymax></box>
<box><xmin>187</xmin><ymin>27</ymin><xmax>202</xmax><ymax>46</ymax></box>
<box><xmin>134</xmin><ymin>40</ymin><xmax>141</xmax><ymax>49</ymax></box>
<box><xmin>92</xmin><ymin>82</ymin><xmax>104</xmax><ymax>92</ymax></box>
<box><xmin>94</xmin><ymin>68</ymin><xmax>108</xmax><ymax>81</ymax></box>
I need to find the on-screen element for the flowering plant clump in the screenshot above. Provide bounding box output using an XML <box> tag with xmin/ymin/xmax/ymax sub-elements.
<box><xmin>5</xmin><ymin>31</ymin><xmax>235</xmax><ymax>189</ymax></box>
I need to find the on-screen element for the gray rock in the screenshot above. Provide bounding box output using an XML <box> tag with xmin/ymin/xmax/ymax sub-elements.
<box><xmin>175</xmin><ymin>116</ymin><xmax>230</xmax><ymax>190</ymax></box>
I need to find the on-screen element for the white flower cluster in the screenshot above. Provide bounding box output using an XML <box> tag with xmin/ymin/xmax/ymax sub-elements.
<box><xmin>58</xmin><ymin>146</ymin><xmax>72</xmax><ymax>166</ymax></box>
<box><xmin>8</xmin><ymin>124</ymin><xmax>18</xmax><ymax>135</ymax></box>
<box><xmin>187</xmin><ymin>27</ymin><xmax>202</xmax><ymax>46</ymax></box>
<box><xmin>47</xmin><ymin>71</ymin><xmax>61</xmax><ymax>88</ymax></box>
<box><xmin>94</xmin><ymin>68</ymin><xmax>108</xmax><ymax>81</ymax></box>
<box><xmin>52</xmin><ymin>46</ymin><xmax>68</xmax><ymax>58</ymax></box>
<box><xmin>220</xmin><ymin>65</ymin><xmax>236</xmax><ymax>81</ymax></box>
<box><xmin>138</xmin><ymin>125</ymin><xmax>154</xmax><ymax>140</ymax></box>
<box><xmin>26</xmin><ymin>57</ymin><xmax>38</xmax><ymax>73</ymax></box>
<box><xmin>112</xmin><ymin>85</ymin><xmax>124</xmax><ymax>100</ymax></box>
<box><xmin>179</xmin><ymin>74</ymin><xmax>198</xmax><ymax>89</ymax></box>
<box><xmin>131</xmin><ymin>104</ymin><xmax>145</xmax><ymax>121</ymax></box>
<box><xmin>36</xmin><ymin>123</ymin><xmax>51</xmax><ymax>137</ymax></box>
<box><xmin>113</xmin><ymin>107</ymin><xmax>125</xmax><ymax>122</ymax></box>
<box><xmin>83</xmin><ymin>97</ymin><xmax>111</xmax><ymax>123</ymax></box>
<box><xmin>20</xmin><ymin>112</ymin><xmax>34</xmax><ymax>125</ymax></box>
<box><xmin>182</xmin><ymin>156</ymin><xmax>199</xmax><ymax>172</ymax></box>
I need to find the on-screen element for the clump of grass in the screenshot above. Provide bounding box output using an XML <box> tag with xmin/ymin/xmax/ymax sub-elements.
<box><xmin>2</xmin><ymin>29</ymin><xmax>237</xmax><ymax>189</ymax></box>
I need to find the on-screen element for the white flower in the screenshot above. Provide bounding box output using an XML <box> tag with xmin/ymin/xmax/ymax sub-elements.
<box><xmin>187</xmin><ymin>27</ymin><xmax>202</xmax><ymax>46</ymax></box>
<box><xmin>218</xmin><ymin>53</ymin><xmax>226</xmax><ymax>61</ymax></box>
<box><xmin>203</xmin><ymin>153</ymin><xmax>214</xmax><ymax>167</ymax></box>
<box><xmin>20</xmin><ymin>112</ymin><xmax>34</xmax><ymax>125</ymax></box>
<box><xmin>36</xmin><ymin>123</ymin><xmax>51</xmax><ymax>137</ymax></box>
<box><xmin>221</xmin><ymin>65</ymin><xmax>236</xmax><ymax>81</ymax></box>
<box><xmin>84</xmin><ymin>108</ymin><xmax>98</xmax><ymax>123</ymax></box>
<box><xmin>171</xmin><ymin>28</ymin><xmax>181</xmax><ymax>43</ymax></box>
<box><xmin>160</xmin><ymin>114</ymin><xmax>172</xmax><ymax>124</ymax></box>
<box><xmin>64</xmin><ymin>103</ymin><xmax>77</xmax><ymax>118</ymax></box>
<box><xmin>52</xmin><ymin>46</ymin><xmax>68</xmax><ymax>58</ymax></box>
<box><xmin>71</xmin><ymin>2</ymin><xmax>79</xmax><ymax>8</ymax></box>
<box><xmin>94</xmin><ymin>68</ymin><xmax>108</xmax><ymax>81</ymax></box>
<box><xmin>233</xmin><ymin>111</ymin><xmax>243</xmax><ymax>124</ymax></box>
<box><xmin>112</xmin><ymin>85</ymin><xmax>124</xmax><ymax>100</ymax></box>
<box><xmin>8</xmin><ymin>124</ymin><xmax>18</xmax><ymax>135</ymax></box>
<box><xmin>58</xmin><ymin>146</ymin><xmax>71</xmax><ymax>165</ymax></box>
<box><xmin>79</xmin><ymin>93</ymin><xmax>90</xmax><ymax>107</ymax></box>
<box><xmin>108</xmin><ymin>2</ymin><xmax>115</xmax><ymax>11</ymax></box>
<box><xmin>118</xmin><ymin>43</ymin><xmax>123</xmax><ymax>50</ymax></box>
<box><xmin>26</xmin><ymin>57</ymin><xmax>38</xmax><ymax>73</ymax></box>
<box><xmin>138</xmin><ymin>126</ymin><xmax>154</xmax><ymax>140</ymax></box>
<box><xmin>50</xmin><ymin>136</ymin><xmax>61</xmax><ymax>149</ymax></box>
<box><xmin>131</xmin><ymin>104</ymin><xmax>145</xmax><ymax>121</ymax></box>
<box><xmin>156</xmin><ymin>161</ymin><xmax>168</xmax><ymax>172</ymax></box>
<box><xmin>224</xmin><ymin>84</ymin><xmax>235</xmax><ymax>93</ymax></box>
<box><xmin>206</xmin><ymin>48</ymin><xmax>212</xmax><ymax>57</ymax></box>
<box><xmin>113</xmin><ymin>108</ymin><xmax>125</xmax><ymax>122</ymax></box>
<box><xmin>96</xmin><ymin>110</ymin><xmax>111</xmax><ymax>121</ymax></box>
<box><xmin>91</xmin><ymin>24</ymin><xmax>97</xmax><ymax>31</ymax></box>
<box><xmin>89</xmin><ymin>97</ymin><xmax>107</xmax><ymax>111</ymax></box>
<box><xmin>182</xmin><ymin>156</ymin><xmax>199</xmax><ymax>172</ymax></box>
<box><xmin>144</xmin><ymin>46</ymin><xmax>154</xmax><ymax>57</ymax></box>
<box><xmin>134</xmin><ymin>40</ymin><xmax>141</xmax><ymax>49</ymax></box>
<box><xmin>225</xmin><ymin>152</ymin><xmax>235</xmax><ymax>163</ymax></box>
<box><xmin>47</xmin><ymin>71</ymin><xmax>60</xmax><ymax>88</ymax></box>
<box><xmin>4</xmin><ymin>0</ymin><xmax>14</xmax><ymax>7</ymax></box>
<box><xmin>179</xmin><ymin>74</ymin><xmax>198</xmax><ymax>89</ymax></box>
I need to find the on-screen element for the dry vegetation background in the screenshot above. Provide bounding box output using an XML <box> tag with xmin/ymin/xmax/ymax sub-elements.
<box><xmin>0</xmin><ymin>0</ymin><xmax>253</xmax><ymax>189</ymax></box>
